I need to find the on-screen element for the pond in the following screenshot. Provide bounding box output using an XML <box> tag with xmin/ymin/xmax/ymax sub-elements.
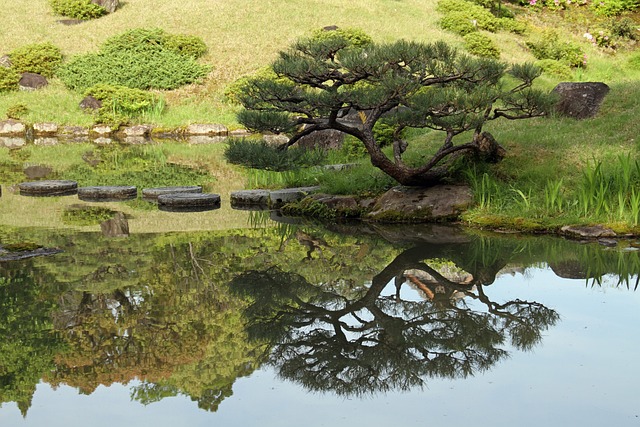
<box><xmin>1</xmin><ymin>178</ymin><xmax>640</xmax><ymax>426</ymax></box>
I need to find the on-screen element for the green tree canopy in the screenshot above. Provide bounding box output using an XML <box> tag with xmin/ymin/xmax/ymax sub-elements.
<box><xmin>237</xmin><ymin>29</ymin><xmax>554</xmax><ymax>186</ymax></box>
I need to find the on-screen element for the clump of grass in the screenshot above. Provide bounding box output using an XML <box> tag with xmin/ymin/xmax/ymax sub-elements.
<box><xmin>62</xmin><ymin>205</ymin><xmax>117</xmax><ymax>226</ymax></box>
<box><xmin>225</xmin><ymin>138</ymin><xmax>327</xmax><ymax>172</ymax></box>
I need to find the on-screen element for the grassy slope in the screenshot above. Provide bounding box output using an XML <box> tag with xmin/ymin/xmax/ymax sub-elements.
<box><xmin>1</xmin><ymin>0</ymin><xmax>639</xmax><ymax>232</ymax></box>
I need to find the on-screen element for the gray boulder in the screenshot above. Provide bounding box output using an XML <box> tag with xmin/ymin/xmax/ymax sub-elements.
<box><xmin>19</xmin><ymin>73</ymin><xmax>47</xmax><ymax>90</ymax></box>
<box><xmin>91</xmin><ymin>0</ymin><xmax>119</xmax><ymax>13</ymax></box>
<box><xmin>367</xmin><ymin>185</ymin><xmax>473</xmax><ymax>222</ymax></box>
<box><xmin>552</xmin><ymin>82</ymin><xmax>610</xmax><ymax>119</ymax></box>
<box><xmin>297</xmin><ymin>129</ymin><xmax>345</xmax><ymax>151</ymax></box>
<box><xmin>0</xmin><ymin>55</ymin><xmax>11</xmax><ymax>68</ymax></box>
<box><xmin>80</xmin><ymin>95</ymin><xmax>102</xmax><ymax>111</ymax></box>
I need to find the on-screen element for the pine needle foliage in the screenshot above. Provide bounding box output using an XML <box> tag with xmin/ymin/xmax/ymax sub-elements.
<box><xmin>236</xmin><ymin>30</ymin><xmax>554</xmax><ymax>186</ymax></box>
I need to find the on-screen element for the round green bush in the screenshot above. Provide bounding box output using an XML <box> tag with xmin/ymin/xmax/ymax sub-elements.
<box><xmin>165</xmin><ymin>34</ymin><xmax>208</xmax><ymax>59</ymax></box>
<box><xmin>0</xmin><ymin>67</ymin><xmax>20</xmax><ymax>93</ymax></box>
<box><xmin>463</xmin><ymin>32</ymin><xmax>501</xmax><ymax>58</ymax></box>
<box><xmin>440</xmin><ymin>12</ymin><xmax>479</xmax><ymax>35</ymax></box>
<box><xmin>526</xmin><ymin>32</ymin><xmax>586</xmax><ymax>68</ymax></box>
<box><xmin>309</xmin><ymin>27</ymin><xmax>374</xmax><ymax>48</ymax></box>
<box><xmin>50</xmin><ymin>0</ymin><xmax>107</xmax><ymax>19</ymax></box>
<box><xmin>8</xmin><ymin>42</ymin><xmax>63</xmax><ymax>77</ymax></box>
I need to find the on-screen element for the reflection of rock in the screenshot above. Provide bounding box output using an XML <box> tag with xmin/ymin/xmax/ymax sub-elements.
<box><xmin>549</xmin><ymin>260</ymin><xmax>588</xmax><ymax>279</ymax></box>
<box><xmin>100</xmin><ymin>212</ymin><xmax>129</xmax><ymax>237</ymax></box>
<box><xmin>368</xmin><ymin>185</ymin><xmax>473</xmax><ymax>222</ymax></box>
<box><xmin>0</xmin><ymin>246</ymin><xmax>63</xmax><ymax>262</ymax></box>
<box><xmin>0</xmin><ymin>137</ymin><xmax>26</xmax><ymax>148</ymax></box>
<box><xmin>23</xmin><ymin>165</ymin><xmax>53</xmax><ymax>180</ymax></box>
<box><xmin>187</xmin><ymin>135</ymin><xmax>227</xmax><ymax>144</ymax></box>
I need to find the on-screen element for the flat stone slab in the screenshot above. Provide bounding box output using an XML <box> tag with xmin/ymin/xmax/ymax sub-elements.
<box><xmin>142</xmin><ymin>186</ymin><xmax>203</xmax><ymax>201</ymax></box>
<box><xmin>78</xmin><ymin>186</ymin><xmax>137</xmax><ymax>202</ymax></box>
<box><xmin>19</xmin><ymin>180</ymin><xmax>78</xmax><ymax>197</ymax></box>
<box><xmin>269</xmin><ymin>186</ymin><xmax>321</xmax><ymax>209</ymax></box>
<box><xmin>157</xmin><ymin>193</ymin><xmax>221</xmax><ymax>212</ymax></box>
<box><xmin>230</xmin><ymin>190</ymin><xmax>270</xmax><ymax>209</ymax></box>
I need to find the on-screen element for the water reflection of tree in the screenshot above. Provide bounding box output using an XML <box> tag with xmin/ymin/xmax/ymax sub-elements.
<box><xmin>231</xmin><ymin>238</ymin><xmax>560</xmax><ymax>396</ymax></box>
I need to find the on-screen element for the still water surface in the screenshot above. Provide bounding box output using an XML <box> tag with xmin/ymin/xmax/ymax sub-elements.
<box><xmin>0</xmin><ymin>201</ymin><xmax>639</xmax><ymax>427</ymax></box>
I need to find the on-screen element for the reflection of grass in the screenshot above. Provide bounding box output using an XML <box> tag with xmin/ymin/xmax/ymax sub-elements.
<box><xmin>62</xmin><ymin>205</ymin><xmax>117</xmax><ymax>226</ymax></box>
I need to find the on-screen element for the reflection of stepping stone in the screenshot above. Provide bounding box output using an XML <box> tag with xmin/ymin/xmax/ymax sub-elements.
<box><xmin>230</xmin><ymin>189</ymin><xmax>270</xmax><ymax>210</ymax></box>
<box><xmin>78</xmin><ymin>186</ymin><xmax>137</xmax><ymax>202</ymax></box>
<box><xmin>19</xmin><ymin>180</ymin><xmax>78</xmax><ymax>197</ymax></box>
<box><xmin>157</xmin><ymin>193</ymin><xmax>221</xmax><ymax>212</ymax></box>
<box><xmin>142</xmin><ymin>186</ymin><xmax>203</xmax><ymax>201</ymax></box>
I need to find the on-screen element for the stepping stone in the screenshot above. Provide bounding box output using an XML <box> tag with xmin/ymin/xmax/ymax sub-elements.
<box><xmin>157</xmin><ymin>193</ymin><xmax>221</xmax><ymax>212</ymax></box>
<box><xmin>269</xmin><ymin>186</ymin><xmax>321</xmax><ymax>209</ymax></box>
<box><xmin>78</xmin><ymin>186</ymin><xmax>137</xmax><ymax>202</ymax></box>
<box><xmin>230</xmin><ymin>189</ymin><xmax>270</xmax><ymax>210</ymax></box>
<box><xmin>19</xmin><ymin>180</ymin><xmax>78</xmax><ymax>197</ymax></box>
<box><xmin>142</xmin><ymin>186</ymin><xmax>203</xmax><ymax>201</ymax></box>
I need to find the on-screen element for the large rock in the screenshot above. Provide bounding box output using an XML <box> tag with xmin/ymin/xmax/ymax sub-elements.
<box><xmin>80</xmin><ymin>95</ymin><xmax>102</xmax><ymax>111</ymax></box>
<box><xmin>91</xmin><ymin>0</ymin><xmax>119</xmax><ymax>13</ymax></box>
<box><xmin>297</xmin><ymin>129</ymin><xmax>345</xmax><ymax>150</ymax></box>
<box><xmin>185</xmin><ymin>123</ymin><xmax>228</xmax><ymax>136</ymax></box>
<box><xmin>19</xmin><ymin>72</ymin><xmax>47</xmax><ymax>90</ymax></box>
<box><xmin>560</xmin><ymin>225</ymin><xmax>616</xmax><ymax>239</ymax></box>
<box><xmin>33</xmin><ymin>122</ymin><xmax>59</xmax><ymax>136</ymax></box>
<box><xmin>367</xmin><ymin>185</ymin><xmax>473</xmax><ymax>222</ymax></box>
<box><xmin>552</xmin><ymin>82</ymin><xmax>610</xmax><ymax>119</ymax></box>
<box><xmin>0</xmin><ymin>119</ymin><xmax>26</xmax><ymax>136</ymax></box>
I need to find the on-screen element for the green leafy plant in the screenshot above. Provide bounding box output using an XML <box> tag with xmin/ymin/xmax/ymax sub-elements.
<box><xmin>164</xmin><ymin>34</ymin><xmax>208</xmax><ymax>59</ymax></box>
<box><xmin>464</xmin><ymin>32</ymin><xmax>501</xmax><ymax>58</ymax></box>
<box><xmin>85</xmin><ymin>84</ymin><xmax>165</xmax><ymax>123</ymax></box>
<box><xmin>8</xmin><ymin>42</ymin><xmax>63</xmax><ymax>77</ymax></box>
<box><xmin>309</xmin><ymin>27</ymin><xmax>374</xmax><ymax>48</ymax></box>
<box><xmin>58</xmin><ymin>28</ymin><xmax>210</xmax><ymax>91</ymax></box>
<box><xmin>62</xmin><ymin>206</ymin><xmax>117</xmax><ymax>226</ymax></box>
<box><xmin>534</xmin><ymin>59</ymin><xmax>573</xmax><ymax>78</ymax></box>
<box><xmin>5</xmin><ymin>104</ymin><xmax>28</xmax><ymax>120</ymax></box>
<box><xmin>0</xmin><ymin>67</ymin><xmax>20</xmax><ymax>93</ymax></box>
<box><xmin>608</xmin><ymin>17</ymin><xmax>639</xmax><ymax>40</ymax></box>
<box><xmin>526</xmin><ymin>31</ymin><xmax>586</xmax><ymax>67</ymax></box>
<box><xmin>591</xmin><ymin>0</ymin><xmax>640</xmax><ymax>16</ymax></box>
<box><xmin>49</xmin><ymin>0</ymin><xmax>107</xmax><ymax>20</ymax></box>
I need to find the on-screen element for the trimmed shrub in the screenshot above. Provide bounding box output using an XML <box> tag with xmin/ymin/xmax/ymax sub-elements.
<box><xmin>85</xmin><ymin>84</ymin><xmax>165</xmax><ymax>123</ymax></box>
<box><xmin>438</xmin><ymin>0</ymin><xmax>500</xmax><ymax>35</ymax></box>
<box><xmin>224</xmin><ymin>138</ymin><xmax>327</xmax><ymax>171</ymax></box>
<box><xmin>498</xmin><ymin>17</ymin><xmax>527</xmax><ymax>34</ymax></box>
<box><xmin>164</xmin><ymin>34</ymin><xmax>208</xmax><ymax>59</ymax></box>
<box><xmin>534</xmin><ymin>59</ymin><xmax>573</xmax><ymax>79</ymax></box>
<box><xmin>309</xmin><ymin>27</ymin><xmax>374</xmax><ymax>48</ymax></box>
<box><xmin>440</xmin><ymin>12</ymin><xmax>480</xmax><ymax>35</ymax></box>
<box><xmin>464</xmin><ymin>32</ymin><xmax>501</xmax><ymax>58</ymax></box>
<box><xmin>8</xmin><ymin>42</ymin><xmax>63</xmax><ymax>77</ymax></box>
<box><xmin>58</xmin><ymin>29</ymin><xmax>210</xmax><ymax>91</ymax></box>
<box><xmin>0</xmin><ymin>67</ymin><xmax>20</xmax><ymax>93</ymax></box>
<box><xmin>526</xmin><ymin>32</ymin><xmax>586</xmax><ymax>68</ymax></box>
<box><xmin>50</xmin><ymin>0</ymin><xmax>107</xmax><ymax>19</ymax></box>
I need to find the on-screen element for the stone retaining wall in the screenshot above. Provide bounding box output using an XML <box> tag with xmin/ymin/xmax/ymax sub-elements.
<box><xmin>0</xmin><ymin>119</ymin><xmax>252</xmax><ymax>145</ymax></box>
